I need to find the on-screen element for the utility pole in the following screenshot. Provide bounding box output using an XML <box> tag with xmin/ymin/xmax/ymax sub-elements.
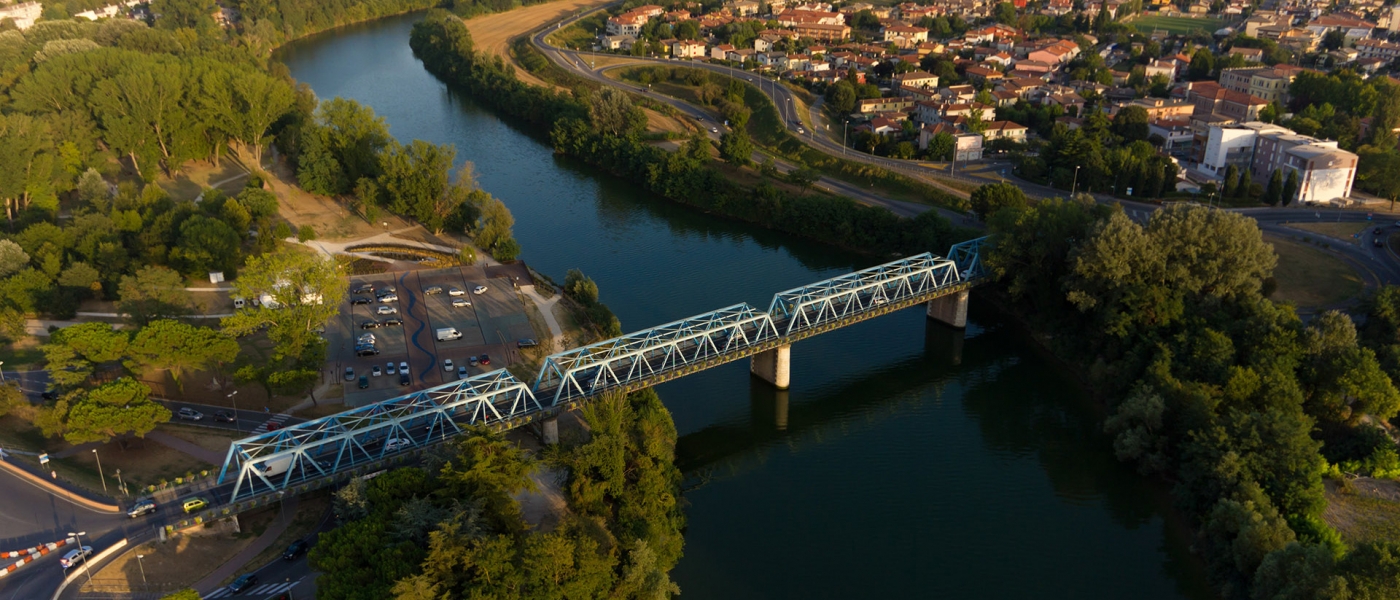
<box><xmin>1071</xmin><ymin>165</ymin><xmax>1082</xmax><ymax>195</ymax></box>
<box><xmin>92</xmin><ymin>449</ymin><xmax>106</xmax><ymax>493</ymax></box>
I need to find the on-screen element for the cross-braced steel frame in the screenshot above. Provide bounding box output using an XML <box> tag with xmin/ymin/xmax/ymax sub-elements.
<box><xmin>766</xmin><ymin>253</ymin><xmax>962</xmax><ymax>337</ymax></box>
<box><xmin>533</xmin><ymin>303</ymin><xmax>781</xmax><ymax>406</ymax></box>
<box><xmin>217</xmin><ymin>238</ymin><xmax>988</xmax><ymax>501</ymax></box>
<box><xmin>219</xmin><ymin>370</ymin><xmax>538</xmax><ymax>501</ymax></box>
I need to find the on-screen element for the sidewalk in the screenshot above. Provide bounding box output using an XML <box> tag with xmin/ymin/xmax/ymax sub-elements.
<box><xmin>192</xmin><ymin>496</ymin><xmax>300</xmax><ymax>595</ymax></box>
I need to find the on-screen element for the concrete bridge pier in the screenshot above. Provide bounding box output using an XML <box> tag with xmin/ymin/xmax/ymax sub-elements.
<box><xmin>774</xmin><ymin>390</ymin><xmax>789</xmax><ymax>431</ymax></box>
<box><xmin>751</xmin><ymin>344</ymin><xmax>791</xmax><ymax>390</ymax></box>
<box><xmin>926</xmin><ymin>290</ymin><xmax>969</xmax><ymax>329</ymax></box>
<box><xmin>542</xmin><ymin>417</ymin><xmax>559</xmax><ymax>445</ymax></box>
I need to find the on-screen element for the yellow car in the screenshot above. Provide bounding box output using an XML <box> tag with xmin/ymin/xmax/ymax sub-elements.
<box><xmin>182</xmin><ymin>498</ymin><xmax>208</xmax><ymax>513</ymax></box>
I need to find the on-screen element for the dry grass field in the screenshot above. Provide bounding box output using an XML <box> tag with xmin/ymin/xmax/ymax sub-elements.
<box><xmin>465</xmin><ymin>0</ymin><xmax>614</xmax><ymax>86</ymax></box>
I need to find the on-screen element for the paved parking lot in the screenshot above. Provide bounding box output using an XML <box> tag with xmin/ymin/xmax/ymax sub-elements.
<box><xmin>326</xmin><ymin>265</ymin><xmax>538</xmax><ymax>407</ymax></box>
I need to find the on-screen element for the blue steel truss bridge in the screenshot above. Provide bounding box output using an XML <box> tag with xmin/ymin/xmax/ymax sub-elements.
<box><xmin>208</xmin><ymin>237</ymin><xmax>988</xmax><ymax>511</ymax></box>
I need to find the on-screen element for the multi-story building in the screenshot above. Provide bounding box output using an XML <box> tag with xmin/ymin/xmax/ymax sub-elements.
<box><xmin>1217</xmin><ymin>65</ymin><xmax>1301</xmax><ymax>105</ymax></box>
<box><xmin>0</xmin><ymin>1</ymin><xmax>41</xmax><ymax>29</ymax></box>
<box><xmin>1200</xmin><ymin>122</ymin><xmax>1358</xmax><ymax>203</ymax></box>
<box><xmin>1130</xmin><ymin>97</ymin><xmax>1194</xmax><ymax>119</ymax></box>
<box><xmin>1188</xmin><ymin>82</ymin><xmax>1269</xmax><ymax>122</ymax></box>
<box><xmin>1355</xmin><ymin>39</ymin><xmax>1400</xmax><ymax>62</ymax></box>
<box><xmin>793</xmin><ymin>23</ymin><xmax>850</xmax><ymax>41</ymax></box>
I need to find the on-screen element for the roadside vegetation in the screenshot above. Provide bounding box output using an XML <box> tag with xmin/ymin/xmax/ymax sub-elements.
<box><xmin>982</xmin><ymin>192</ymin><xmax>1400</xmax><ymax>597</ymax></box>
<box><xmin>309</xmin><ymin>392</ymin><xmax>684</xmax><ymax>599</ymax></box>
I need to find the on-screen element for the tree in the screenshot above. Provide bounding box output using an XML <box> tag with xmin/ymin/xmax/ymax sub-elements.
<box><xmin>587</xmin><ymin>87</ymin><xmax>645</xmax><ymax>137</ymax></box>
<box><xmin>994</xmin><ymin>2</ymin><xmax>1017</xmax><ymax>24</ymax></box>
<box><xmin>1264</xmin><ymin>169</ymin><xmax>1283</xmax><ymax>206</ymax></box>
<box><xmin>1222</xmin><ymin>165</ymin><xmax>1239</xmax><ymax>199</ymax></box>
<box><xmin>1113</xmin><ymin>105</ymin><xmax>1150</xmax><ymax>141</ymax></box>
<box><xmin>0</xmin><ymin>240</ymin><xmax>30</xmax><ymax>278</ymax></box>
<box><xmin>118</xmin><ymin>265</ymin><xmax>193</xmax><ymax>326</ymax></box>
<box><xmin>969</xmin><ymin>182</ymin><xmax>1028</xmax><ymax>221</ymax></box>
<box><xmin>787</xmin><ymin>167</ymin><xmax>820</xmax><ymax>192</ymax></box>
<box><xmin>927</xmin><ymin>132</ymin><xmax>955</xmax><ymax>161</ymax></box>
<box><xmin>1237</xmin><ymin>168</ymin><xmax>1252</xmax><ymax>199</ymax></box>
<box><xmin>59</xmin><ymin>377</ymin><xmax>170</xmax><ymax>444</ymax></box>
<box><xmin>1188</xmin><ymin>48</ymin><xmax>1214</xmax><ymax>81</ymax></box>
<box><xmin>170</xmin><ymin>215</ymin><xmax>241</xmax><ymax>276</ymax></box>
<box><xmin>1283</xmin><ymin>169</ymin><xmax>1299</xmax><ymax>206</ymax></box>
<box><xmin>127</xmin><ymin>320</ymin><xmax>239</xmax><ymax>389</ymax></box>
<box><xmin>438</xmin><ymin>430</ymin><xmax>537</xmax><ymax>534</ymax></box>
<box><xmin>297</xmin><ymin>98</ymin><xmax>392</xmax><ymax>196</ymax></box>
<box><xmin>1357</xmin><ymin>148</ymin><xmax>1400</xmax><ymax>211</ymax></box>
<box><xmin>377</xmin><ymin>140</ymin><xmax>456</xmax><ymax>231</ymax></box>
<box><xmin>718</xmin><ymin>131</ymin><xmax>752</xmax><ymax>166</ymax></box>
<box><xmin>153</xmin><ymin>0</ymin><xmax>215</xmax><ymax>29</ymax></box>
<box><xmin>228</xmin><ymin>70</ymin><xmax>295</xmax><ymax>166</ymax></box>
<box><xmin>222</xmin><ymin>248</ymin><xmax>348</xmax><ymax>361</ymax></box>
<box><xmin>825</xmin><ymin>80</ymin><xmax>856</xmax><ymax>114</ymax></box>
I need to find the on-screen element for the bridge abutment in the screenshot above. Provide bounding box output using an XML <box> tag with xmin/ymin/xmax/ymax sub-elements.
<box><xmin>926</xmin><ymin>289</ymin><xmax>969</xmax><ymax>328</ymax></box>
<box><xmin>542</xmin><ymin>417</ymin><xmax>559</xmax><ymax>445</ymax></box>
<box><xmin>750</xmin><ymin>344</ymin><xmax>791</xmax><ymax>389</ymax></box>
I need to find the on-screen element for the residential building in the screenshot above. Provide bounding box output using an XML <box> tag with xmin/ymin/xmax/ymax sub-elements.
<box><xmin>1149</xmin><ymin>117</ymin><xmax>1194</xmax><ymax>157</ymax></box>
<box><xmin>1227</xmin><ymin>47</ymin><xmax>1263</xmax><ymax>63</ymax></box>
<box><xmin>1355</xmin><ymin>39</ymin><xmax>1400</xmax><ymax>62</ymax></box>
<box><xmin>606</xmin><ymin>12</ymin><xmax>648</xmax><ymax>36</ymax></box>
<box><xmin>0</xmin><ymin>1</ymin><xmax>41</xmax><ymax>29</ymax></box>
<box><xmin>727</xmin><ymin>0</ymin><xmax>760</xmax><ymax>16</ymax></box>
<box><xmin>1188</xmin><ymin>82</ymin><xmax>1268</xmax><ymax>121</ymax></box>
<box><xmin>981</xmin><ymin>120</ymin><xmax>1028</xmax><ymax>142</ymax></box>
<box><xmin>895</xmin><ymin>70</ymin><xmax>939</xmax><ymax>89</ymax></box>
<box><xmin>711</xmin><ymin>44</ymin><xmax>735</xmax><ymax>60</ymax></box>
<box><xmin>672</xmin><ymin>40</ymin><xmax>706</xmax><ymax>58</ymax></box>
<box><xmin>1200</xmin><ymin>122</ymin><xmax>1358</xmax><ymax>203</ymax></box>
<box><xmin>1200</xmin><ymin>121</ymin><xmax>1286</xmax><ymax>176</ymax></box>
<box><xmin>882</xmin><ymin>24</ymin><xmax>928</xmax><ymax>48</ymax></box>
<box><xmin>857</xmin><ymin>97</ymin><xmax>915</xmax><ymax>113</ymax></box>
<box><xmin>1218</xmin><ymin>65</ymin><xmax>1300</xmax><ymax>104</ymax></box>
<box><xmin>793</xmin><ymin>22</ymin><xmax>851</xmax><ymax>41</ymax></box>
<box><xmin>1130</xmin><ymin>97</ymin><xmax>1194</xmax><ymax>119</ymax></box>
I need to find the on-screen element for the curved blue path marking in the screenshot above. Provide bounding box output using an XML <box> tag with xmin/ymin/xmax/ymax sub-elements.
<box><xmin>400</xmin><ymin>270</ymin><xmax>435</xmax><ymax>384</ymax></box>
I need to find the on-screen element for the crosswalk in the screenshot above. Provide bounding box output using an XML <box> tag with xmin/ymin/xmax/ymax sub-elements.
<box><xmin>204</xmin><ymin>580</ymin><xmax>300</xmax><ymax>599</ymax></box>
<box><xmin>251</xmin><ymin>413</ymin><xmax>291</xmax><ymax>435</ymax></box>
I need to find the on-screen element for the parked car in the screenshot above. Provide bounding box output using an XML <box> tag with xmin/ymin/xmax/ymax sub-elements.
<box><xmin>352</xmin><ymin>284</ymin><xmax>373</xmax><ymax>294</ymax></box>
<box><xmin>59</xmin><ymin>546</ymin><xmax>92</xmax><ymax>569</ymax></box>
<box><xmin>386</xmin><ymin>362</ymin><xmax>396</xmax><ymax>375</ymax></box>
<box><xmin>177</xmin><ymin>407</ymin><xmax>203</xmax><ymax>421</ymax></box>
<box><xmin>457</xmin><ymin>365</ymin><xmax>468</xmax><ymax>380</ymax></box>
<box><xmin>376</xmin><ymin>305</ymin><xmax>398</xmax><ymax>315</ymax></box>
<box><xmin>472</xmin><ymin>285</ymin><xmax>488</xmax><ymax>295</ymax></box>
<box><xmin>376</xmin><ymin>293</ymin><xmax>399</xmax><ymax>303</ymax></box>
<box><xmin>182</xmin><ymin>497</ymin><xmax>208</xmax><ymax>513</ymax></box>
<box><xmin>479</xmin><ymin>354</ymin><xmax>491</xmax><ymax>366</ymax></box>
<box><xmin>443</xmin><ymin>359</ymin><xmax>454</xmax><ymax>371</ymax></box>
<box><xmin>399</xmin><ymin>372</ymin><xmax>410</xmax><ymax>386</ymax></box>
<box><xmin>360</xmin><ymin>320</ymin><xmax>383</xmax><ymax>329</ymax></box>
<box><xmin>214</xmin><ymin>411</ymin><xmax>236</xmax><ymax>423</ymax></box>
<box><xmin>517</xmin><ymin>339</ymin><xmax>539</xmax><ymax>348</ymax></box>
<box><xmin>127</xmin><ymin>500</ymin><xmax>156</xmax><ymax>518</ymax></box>
<box><xmin>283</xmin><ymin>540</ymin><xmax>309</xmax><ymax>561</ymax></box>
<box><xmin>382</xmin><ymin>317</ymin><xmax>404</xmax><ymax>326</ymax></box>
<box><xmin>350</xmin><ymin>296</ymin><xmax>371</xmax><ymax>305</ymax></box>
<box><xmin>371</xmin><ymin>365</ymin><xmax>382</xmax><ymax>377</ymax></box>
<box><xmin>377</xmin><ymin>285</ymin><xmax>396</xmax><ymax>293</ymax></box>
<box><xmin>228</xmin><ymin>574</ymin><xmax>258</xmax><ymax>593</ymax></box>
<box><xmin>452</xmin><ymin>298</ymin><xmax>470</xmax><ymax>308</ymax></box>
<box><xmin>448</xmin><ymin>287</ymin><xmax>465</xmax><ymax>296</ymax></box>
<box><xmin>468</xmin><ymin>355</ymin><xmax>478</xmax><ymax>367</ymax></box>
<box><xmin>344</xmin><ymin>367</ymin><xmax>355</xmax><ymax>381</ymax></box>
<box><xmin>424</xmin><ymin>286</ymin><xmax>444</xmax><ymax>295</ymax></box>
<box><xmin>358</xmin><ymin>375</ymin><xmax>369</xmax><ymax>389</ymax></box>
<box><xmin>355</xmin><ymin>346</ymin><xmax>380</xmax><ymax>357</ymax></box>
<box><xmin>358</xmin><ymin>332</ymin><xmax>376</xmax><ymax>344</ymax></box>
<box><xmin>399</xmin><ymin>361</ymin><xmax>409</xmax><ymax>374</ymax></box>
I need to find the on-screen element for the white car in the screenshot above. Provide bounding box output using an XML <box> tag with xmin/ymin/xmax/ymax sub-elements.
<box><xmin>376</xmin><ymin>293</ymin><xmax>399</xmax><ymax>303</ymax></box>
<box><xmin>457</xmin><ymin>366</ymin><xmax>468</xmax><ymax>380</ymax></box>
<box><xmin>384</xmin><ymin>438</ymin><xmax>410</xmax><ymax>452</ymax></box>
<box><xmin>376</xmin><ymin>305</ymin><xmax>398</xmax><ymax>315</ymax></box>
<box><xmin>386</xmin><ymin>362</ymin><xmax>396</xmax><ymax>375</ymax></box>
<box><xmin>472</xmin><ymin>286</ymin><xmax>488</xmax><ymax>295</ymax></box>
<box><xmin>60</xmin><ymin>546</ymin><xmax>92</xmax><ymax>569</ymax></box>
<box><xmin>452</xmin><ymin>298</ymin><xmax>470</xmax><ymax>308</ymax></box>
<box><xmin>399</xmin><ymin>361</ymin><xmax>409</xmax><ymax>374</ymax></box>
<box><xmin>443</xmin><ymin>359</ymin><xmax>454</xmax><ymax>372</ymax></box>
<box><xmin>448</xmin><ymin>287</ymin><xmax>465</xmax><ymax>296</ymax></box>
<box><xmin>371</xmin><ymin>365</ymin><xmax>382</xmax><ymax>377</ymax></box>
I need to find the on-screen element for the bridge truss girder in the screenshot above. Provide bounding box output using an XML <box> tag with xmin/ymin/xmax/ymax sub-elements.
<box><xmin>533</xmin><ymin>303</ymin><xmax>780</xmax><ymax>407</ymax></box>
<box><xmin>218</xmin><ymin>370</ymin><xmax>539</xmax><ymax>501</ymax></box>
<box><xmin>766</xmin><ymin>253</ymin><xmax>962</xmax><ymax>337</ymax></box>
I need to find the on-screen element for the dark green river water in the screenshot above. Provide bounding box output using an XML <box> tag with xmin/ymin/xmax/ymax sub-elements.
<box><xmin>276</xmin><ymin>13</ymin><xmax>1215</xmax><ymax>598</ymax></box>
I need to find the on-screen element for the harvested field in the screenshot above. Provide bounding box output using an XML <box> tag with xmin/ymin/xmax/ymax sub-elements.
<box><xmin>465</xmin><ymin>0</ymin><xmax>614</xmax><ymax>86</ymax></box>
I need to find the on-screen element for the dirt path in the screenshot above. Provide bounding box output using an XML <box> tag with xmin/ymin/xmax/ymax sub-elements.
<box><xmin>464</xmin><ymin>0</ymin><xmax>613</xmax><ymax>87</ymax></box>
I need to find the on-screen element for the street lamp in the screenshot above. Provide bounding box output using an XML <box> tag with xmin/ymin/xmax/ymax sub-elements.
<box><xmin>1071</xmin><ymin>165</ymin><xmax>1082</xmax><ymax>196</ymax></box>
<box><xmin>67</xmin><ymin>531</ymin><xmax>92</xmax><ymax>586</ymax></box>
<box><xmin>227</xmin><ymin>390</ymin><xmax>241</xmax><ymax>433</ymax></box>
<box><xmin>135</xmin><ymin>554</ymin><xmax>147</xmax><ymax>584</ymax></box>
<box><xmin>92</xmin><ymin>448</ymin><xmax>106</xmax><ymax>493</ymax></box>
<box><xmin>842</xmin><ymin>120</ymin><xmax>849</xmax><ymax>156</ymax></box>
<box><xmin>115</xmin><ymin>468</ymin><xmax>125</xmax><ymax>496</ymax></box>
<box><xmin>1</xmin><ymin>361</ymin><xmax>6</xmax><ymax>383</ymax></box>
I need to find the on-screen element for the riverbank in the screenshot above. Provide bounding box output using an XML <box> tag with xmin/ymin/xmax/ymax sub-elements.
<box><xmin>409</xmin><ymin>12</ymin><xmax>970</xmax><ymax>258</ymax></box>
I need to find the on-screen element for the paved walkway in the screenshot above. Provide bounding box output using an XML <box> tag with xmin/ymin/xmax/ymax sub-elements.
<box><xmin>294</xmin><ymin>227</ymin><xmax>458</xmax><ymax>260</ymax></box>
<box><xmin>520</xmin><ymin>288</ymin><xmax>565</xmax><ymax>351</ymax></box>
<box><xmin>192</xmin><ymin>496</ymin><xmax>299</xmax><ymax>595</ymax></box>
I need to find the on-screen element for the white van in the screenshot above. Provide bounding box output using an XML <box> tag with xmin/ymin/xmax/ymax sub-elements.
<box><xmin>436</xmin><ymin>328</ymin><xmax>462</xmax><ymax>341</ymax></box>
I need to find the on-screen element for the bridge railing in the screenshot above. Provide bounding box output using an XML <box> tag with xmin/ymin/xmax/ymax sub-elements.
<box><xmin>532</xmin><ymin>303</ymin><xmax>780</xmax><ymax>407</ymax></box>
<box><xmin>219</xmin><ymin>370</ymin><xmax>539</xmax><ymax>501</ymax></box>
<box><xmin>766</xmin><ymin>252</ymin><xmax>964</xmax><ymax>337</ymax></box>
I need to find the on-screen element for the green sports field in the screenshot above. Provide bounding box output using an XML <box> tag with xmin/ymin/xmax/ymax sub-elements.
<box><xmin>1130</xmin><ymin>14</ymin><xmax>1223</xmax><ymax>35</ymax></box>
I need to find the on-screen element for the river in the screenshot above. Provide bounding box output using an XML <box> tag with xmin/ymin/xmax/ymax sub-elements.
<box><xmin>276</xmin><ymin>13</ymin><xmax>1214</xmax><ymax>599</ymax></box>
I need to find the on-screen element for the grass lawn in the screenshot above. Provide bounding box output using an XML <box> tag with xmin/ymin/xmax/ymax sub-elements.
<box><xmin>1130</xmin><ymin>14</ymin><xmax>1223</xmax><ymax>35</ymax></box>
<box><xmin>1268</xmin><ymin>237</ymin><xmax>1365</xmax><ymax>309</ymax></box>
<box><xmin>0</xmin><ymin>336</ymin><xmax>45</xmax><ymax>370</ymax></box>
<box><xmin>1287</xmin><ymin>221</ymin><xmax>1373</xmax><ymax>246</ymax></box>
<box><xmin>1323</xmin><ymin>478</ymin><xmax>1400</xmax><ymax>545</ymax></box>
<box><xmin>84</xmin><ymin>508</ymin><xmax>279</xmax><ymax>594</ymax></box>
